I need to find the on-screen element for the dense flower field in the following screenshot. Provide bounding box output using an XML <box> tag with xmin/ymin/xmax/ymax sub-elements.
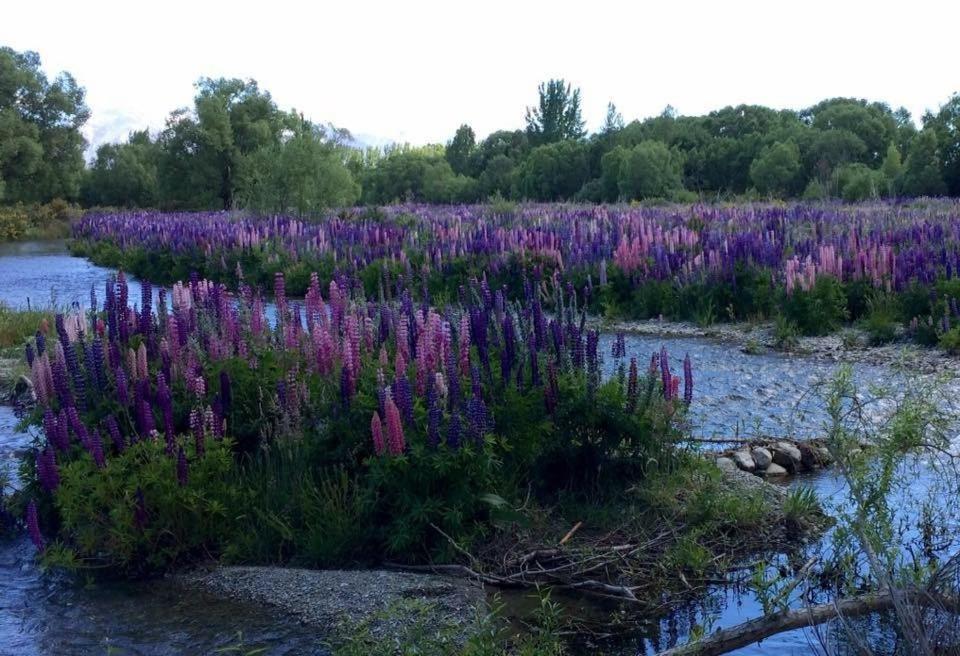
<box><xmin>71</xmin><ymin>201</ymin><xmax>960</xmax><ymax>341</ymax></box>
<box><xmin>16</xmin><ymin>267</ymin><xmax>690</xmax><ymax>572</ymax></box>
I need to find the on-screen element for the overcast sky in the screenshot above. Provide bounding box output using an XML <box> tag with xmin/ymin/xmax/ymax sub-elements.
<box><xmin>4</xmin><ymin>0</ymin><xmax>959</xmax><ymax>153</ymax></box>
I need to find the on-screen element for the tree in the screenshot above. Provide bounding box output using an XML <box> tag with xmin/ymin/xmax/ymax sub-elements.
<box><xmin>599</xmin><ymin>146</ymin><xmax>627</xmax><ymax>202</ymax></box>
<box><xmin>801</xmin><ymin>98</ymin><xmax>897</xmax><ymax>165</ymax></box>
<box><xmin>924</xmin><ymin>93</ymin><xmax>960</xmax><ymax>195</ymax></box>
<box><xmin>525</xmin><ymin>79</ymin><xmax>585</xmax><ymax>145</ymax></box>
<box><xmin>157</xmin><ymin>78</ymin><xmax>289</xmax><ymax>210</ymax></box>
<box><xmin>601</xmin><ymin>102</ymin><xmax>624</xmax><ymax>135</ymax></box>
<box><xmin>445</xmin><ymin>124</ymin><xmax>476</xmax><ymax>176</ymax></box>
<box><xmin>749</xmin><ymin>141</ymin><xmax>800</xmax><ymax>197</ymax></box>
<box><xmin>237</xmin><ymin>119</ymin><xmax>359</xmax><ymax>215</ymax></box>
<box><xmin>901</xmin><ymin>128</ymin><xmax>947</xmax><ymax>197</ymax></box>
<box><xmin>83</xmin><ymin>130</ymin><xmax>159</xmax><ymax>207</ymax></box>
<box><xmin>516</xmin><ymin>141</ymin><xmax>591</xmax><ymax>200</ymax></box>
<box><xmin>834</xmin><ymin>163</ymin><xmax>883</xmax><ymax>202</ymax></box>
<box><xmin>617</xmin><ymin>140</ymin><xmax>684</xmax><ymax>200</ymax></box>
<box><xmin>879</xmin><ymin>143</ymin><xmax>903</xmax><ymax>196</ymax></box>
<box><xmin>0</xmin><ymin>47</ymin><xmax>89</xmax><ymax>202</ymax></box>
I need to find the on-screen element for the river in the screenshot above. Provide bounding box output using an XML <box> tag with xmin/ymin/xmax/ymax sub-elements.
<box><xmin>0</xmin><ymin>241</ymin><xmax>955</xmax><ymax>655</ymax></box>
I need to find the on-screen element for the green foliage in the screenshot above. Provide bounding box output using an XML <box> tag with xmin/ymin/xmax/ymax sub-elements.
<box><xmin>780</xmin><ymin>276</ymin><xmax>848</xmax><ymax>335</ymax></box>
<box><xmin>82</xmin><ymin>131</ymin><xmax>159</xmax><ymax>208</ymax></box>
<box><xmin>516</xmin><ymin>141</ymin><xmax>591</xmax><ymax>201</ymax></box>
<box><xmin>835</xmin><ymin>163</ymin><xmax>884</xmax><ymax>202</ymax></box>
<box><xmin>525</xmin><ymin>79</ymin><xmax>585</xmax><ymax>145</ymax></box>
<box><xmin>446</xmin><ymin>124</ymin><xmax>476</xmax><ymax>176</ymax></box>
<box><xmin>938</xmin><ymin>326</ymin><xmax>960</xmax><ymax>354</ymax></box>
<box><xmin>0</xmin><ymin>47</ymin><xmax>89</xmax><ymax>203</ymax></box>
<box><xmin>772</xmin><ymin>315</ymin><xmax>800</xmax><ymax>351</ymax></box>
<box><xmin>783</xmin><ymin>486</ymin><xmax>819</xmax><ymax>524</ymax></box>
<box><xmin>862</xmin><ymin>292</ymin><xmax>899</xmax><ymax>345</ymax></box>
<box><xmin>749</xmin><ymin>140</ymin><xmax>800</xmax><ymax>196</ymax></box>
<box><xmin>617</xmin><ymin>140</ymin><xmax>685</xmax><ymax>201</ymax></box>
<box><xmin>902</xmin><ymin>129</ymin><xmax>947</xmax><ymax>197</ymax></box>
<box><xmin>0</xmin><ymin>200</ymin><xmax>75</xmax><ymax>242</ymax></box>
<box><xmin>0</xmin><ymin>304</ymin><xmax>51</xmax><ymax>348</ymax></box>
<box><xmin>50</xmin><ymin>438</ymin><xmax>240</xmax><ymax>574</ymax></box>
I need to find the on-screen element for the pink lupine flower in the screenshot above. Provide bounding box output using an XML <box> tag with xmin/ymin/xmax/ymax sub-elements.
<box><xmin>384</xmin><ymin>397</ymin><xmax>405</xmax><ymax>455</ymax></box>
<box><xmin>371</xmin><ymin>411</ymin><xmax>385</xmax><ymax>455</ymax></box>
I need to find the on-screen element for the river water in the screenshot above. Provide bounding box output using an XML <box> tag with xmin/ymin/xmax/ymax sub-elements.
<box><xmin>0</xmin><ymin>241</ymin><xmax>955</xmax><ymax>655</ymax></box>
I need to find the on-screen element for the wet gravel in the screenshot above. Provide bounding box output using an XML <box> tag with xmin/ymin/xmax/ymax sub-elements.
<box><xmin>180</xmin><ymin>566</ymin><xmax>485</xmax><ymax>643</ymax></box>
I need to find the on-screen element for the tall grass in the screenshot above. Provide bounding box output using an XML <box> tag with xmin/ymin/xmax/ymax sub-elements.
<box><xmin>0</xmin><ymin>304</ymin><xmax>50</xmax><ymax>349</ymax></box>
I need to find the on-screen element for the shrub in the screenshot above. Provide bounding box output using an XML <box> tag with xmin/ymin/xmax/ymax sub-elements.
<box><xmin>49</xmin><ymin>438</ymin><xmax>239</xmax><ymax>574</ymax></box>
<box><xmin>781</xmin><ymin>276</ymin><xmax>848</xmax><ymax>336</ymax></box>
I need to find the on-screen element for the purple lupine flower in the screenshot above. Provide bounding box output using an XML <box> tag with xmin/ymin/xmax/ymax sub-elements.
<box><xmin>105</xmin><ymin>415</ymin><xmax>125</xmax><ymax>453</ymax></box>
<box><xmin>176</xmin><ymin>446</ymin><xmax>188</xmax><ymax>487</ymax></box>
<box><xmin>371</xmin><ymin>412</ymin><xmax>385</xmax><ymax>455</ymax></box>
<box><xmin>392</xmin><ymin>373</ymin><xmax>414</xmax><ymax>426</ymax></box>
<box><xmin>25</xmin><ymin>343</ymin><xmax>35</xmax><ymax>367</ymax></box>
<box><xmin>89</xmin><ymin>429</ymin><xmax>106</xmax><ymax>469</ymax></box>
<box><xmin>384</xmin><ymin>397</ymin><xmax>405</xmax><ymax>455</ymax></box>
<box><xmin>660</xmin><ymin>347</ymin><xmax>671</xmax><ymax>401</ymax></box>
<box><xmin>36</xmin><ymin>447</ymin><xmax>59</xmax><ymax>492</ymax></box>
<box><xmin>190</xmin><ymin>408</ymin><xmax>205</xmax><ymax>456</ymax></box>
<box><xmin>35</xmin><ymin>330</ymin><xmax>46</xmax><ymax>356</ymax></box>
<box><xmin>26</xmin><ymin>500</ymin><xmax>44</xmax><ymax>551</ymax></box>
<box><xmin>446</xmin><ymin>411</ymin><xmax>462</xmax><ymax>449</ymax></box>
<box><xmin>683</xmin><ymin>354</ymin><xmax>693</xmax><ymax>405</ymax></box>
<box><xmin>466</xmin><ymin>396</ymin><xmax>490</xmax><ymax>445</ymax></box>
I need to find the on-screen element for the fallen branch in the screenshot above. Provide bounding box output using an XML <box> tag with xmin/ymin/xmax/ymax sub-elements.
<box><xmin>656</xmin><ymin>588</ymin><xmax>960</xmax><ymax>656</ymax></box>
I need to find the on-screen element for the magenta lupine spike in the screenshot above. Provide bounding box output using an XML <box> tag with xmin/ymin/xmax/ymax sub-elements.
<box><xmin>371</xmin><ymin>411</ymin><xmax>385</xmax><ymax>455</ymax></box>
<box><xmin>683</xmin><ymin>354</ymin><xmax>693</xmax><ymax>405</ymax></box>
<box><xmin>659</xmin><ymin>347</ymin><xmax>671</xmax><ymax>400</ymax></box>
<box><xmin>26</xmin><ymin>500</ymin><xmax>44</xmax><ymax>551</ymax></box>
<box><xmin>384</xmin><ymin>397</ymin><xmax>405</xmax><ymax>455</ymax></box>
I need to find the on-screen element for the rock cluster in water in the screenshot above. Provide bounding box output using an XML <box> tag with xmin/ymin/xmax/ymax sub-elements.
<box><xmin>715</xmin><ymin>438</ymin><xmax>834</xmax><ymax>477</ymax></box>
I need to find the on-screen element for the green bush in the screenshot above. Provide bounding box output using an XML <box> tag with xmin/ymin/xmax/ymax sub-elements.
<box><xmin>49</xmin><ymin>438</ymin><xmax>240</xmax><ymax>574</ymax></box>
<box><xmin>780</xmin><ymin>276</ymin><xmax>848</xmax><ymax>336</ymax></box>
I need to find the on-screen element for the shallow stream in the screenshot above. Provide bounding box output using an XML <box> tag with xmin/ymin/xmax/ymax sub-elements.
<box><xmin>0</xmin><ymin>241</ymin><xmax>954</xmax><ymax>655</ymax></box>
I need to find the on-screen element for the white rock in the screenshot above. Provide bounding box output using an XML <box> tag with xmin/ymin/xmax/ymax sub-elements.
<box><xmin>715</xmin><ymin>456</ymin><xmax>737</xmax><ymax>472</ymax></box>
<box><xmin>732</xmin><ymin>449</ymin><xmax>756</xmax><ymax>472</ymax></box>
<box><xmin>763</xmin><ymin>462</ymin><xmax>788</xmax><ymax>476</ymax></box>
<box><xmin>751</xmin><ymin>447</ymin><xmax>773</xmax><ymax>469</ymax></box>
<box><xmin>772</xmin><ymin>442</ymin><xmax>802</xmax><ymax>469</ymax></box>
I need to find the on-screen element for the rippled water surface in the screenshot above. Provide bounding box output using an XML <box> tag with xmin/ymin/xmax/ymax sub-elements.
<box><xmin>0</xmin><ymin>242</ymin><xmax>953</xmax><ymax>655</ymax></box>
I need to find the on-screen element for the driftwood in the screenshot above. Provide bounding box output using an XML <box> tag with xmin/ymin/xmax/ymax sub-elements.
<box><xmin>655</xmin><ymin>588</ymin><xmax>960</xmax><ymax>656</ymax></box>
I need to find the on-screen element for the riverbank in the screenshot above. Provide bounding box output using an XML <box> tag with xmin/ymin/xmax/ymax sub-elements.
<box><xmin>604</xmin><ymin>316</ymin><xmax>958</xmax><ymax>375</ymax></box>
<box><xmin>179</xmin><ymin>567</ymin><xmax>486</xmax><ymax>646</ymax></box>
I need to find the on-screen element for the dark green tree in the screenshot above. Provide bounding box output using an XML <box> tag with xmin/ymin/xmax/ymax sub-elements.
<box><xmin>617</xmin><ymin>141</ymin><xmax>684</xmax><ymax>200</ymax></box>
<box><xmin>924</xmin><ymin>94</ymin><xmax>960</xmax><ymax>195</ymax></box>
<box><xmin>525</xmin><ymin>79</ymin><xmax>585</xmax><ymax>145</ymax></box>
<box><xmin>601</xmin><ymin>102</ymin><xmax>624</xmax><ymax>134</ymax></box>
<box><xmin>445</xmin><ymin>124</ymin><xmax>476</xmax><ymax>176</ymax></box>
<box><xmin>0</xmin><ymin>47</ymin><xmax>89</xmax><ymax>202</ymax></box>
<box><xmin>517</xmin><ymin>141</ymin><xmax>591</xmax><ymax>200</ymax></box>
<box><xmin>901</xmin><ymin>129</ymin><xmax>947</xmax><ymax>197</ymax></box>
<box><xmin>82</xmin><ymin>130</ymin><xmax>159</xmax><ymax>207</ymax></box>
<box><xmin>749</xmin><ymin>140</ymin><xmax>801</xmax><ymax>197</ymax></box>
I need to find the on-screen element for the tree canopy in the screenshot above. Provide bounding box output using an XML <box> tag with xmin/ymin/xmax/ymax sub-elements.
<box><xmin>3</xmin><ymin>46</ymin><xmax>960</xmax><ymax>210</ymax></box>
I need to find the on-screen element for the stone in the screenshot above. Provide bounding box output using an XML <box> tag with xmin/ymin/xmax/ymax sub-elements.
<box><xmin>732</xmin><ymin>449</ymin><xmax>756</xmax><ymax>472</ymax></box>
<box><xmin>750</xmin><ymin>447</ymin><xmax>772</xmax><ymax>469</ymax></box>
<box><xmin>815</xmin><ymin>446</ymin><xmax>833</xmax><ymax>466</ymax></box>
<box><xmin>715</xmin><ymin>456</ymin><xmax>737</xmax><ymax>473</ymax></box>
<box><xmin>771</xmin><ymin>442</ymin><xmax>802</xmax><ymax>470</ymax></box>
<box><xmin>763</xmin><ymin>462</ymin><xmax>788</xmax><ymax>476</ymax></box>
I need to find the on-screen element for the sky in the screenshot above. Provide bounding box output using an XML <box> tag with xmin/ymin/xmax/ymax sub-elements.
<box><xmin>3</xmin><ymin>0</ymin><xmax>959</xmax><ymax>154</ymax></box>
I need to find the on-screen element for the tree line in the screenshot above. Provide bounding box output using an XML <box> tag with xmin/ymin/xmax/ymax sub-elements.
<box><xmin>3</xmin><ymin>44</ymin><xmax>960</xmax><ymax>213</ymax></box>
